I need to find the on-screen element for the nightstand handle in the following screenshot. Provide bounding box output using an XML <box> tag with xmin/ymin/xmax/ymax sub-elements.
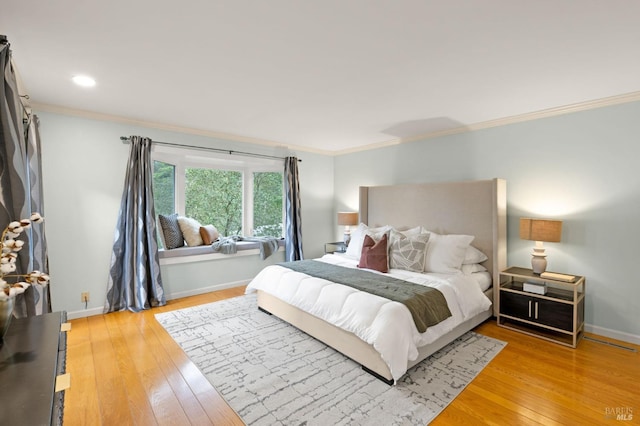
<box><xmin>528</xmin><ymin>300</ymin><xmax>532</xmax><ymax>317</ymax></box>
<box><xmin>535</xmin><ymin>302</ymin><xmax>539</xmax><ymax>319</ymax></box>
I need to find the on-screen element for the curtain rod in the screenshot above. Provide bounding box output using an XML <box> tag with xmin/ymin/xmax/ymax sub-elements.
<box><xmin>120</xmin><ymin>136</ymin><xmax>300</xmax><ymax>162</ymax></box>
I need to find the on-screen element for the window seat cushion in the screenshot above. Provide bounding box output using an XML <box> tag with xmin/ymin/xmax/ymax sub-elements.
<box><xmin>158</xmin><ymin>239</ymin><xmax>285</xmax><ymax>259</ymax></box>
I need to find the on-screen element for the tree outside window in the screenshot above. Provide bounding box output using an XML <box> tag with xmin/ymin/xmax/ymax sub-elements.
<box><xmin>153</xmin><ymin>161</ymin><xmax>175</xmax><ymax>217</ymax></box>
<box><xmin>185</xmin><ymin>168</ymin><xmax>242</xmax><ymax>237</ymax></box>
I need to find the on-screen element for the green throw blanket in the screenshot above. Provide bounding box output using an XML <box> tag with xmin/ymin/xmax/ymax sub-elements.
<box><xmin>278</xmin><ymin>260</ymin><xmax>452</xmax><ymax>332</ymax></box>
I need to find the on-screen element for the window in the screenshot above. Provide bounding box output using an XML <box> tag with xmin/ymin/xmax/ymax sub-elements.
<box><xmin>151</xmin><ymin>146</ymin><xmax>284</xmax><ymax>243</ymax></box>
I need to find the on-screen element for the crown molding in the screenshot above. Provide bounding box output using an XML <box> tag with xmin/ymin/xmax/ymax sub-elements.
<box><xmin>34</xmin><ymin>90</ymin><xmax>640</xmax><ymax>158</ymax></box>
<box><xmin>31</xmin><ymin>102</ymin><xmax>333</xmax><ymax>156</ymax></box>
<box><xmin>333</xmin><ymin>90</ymin><xmax>640</xmax><ymax>156</ymax></box>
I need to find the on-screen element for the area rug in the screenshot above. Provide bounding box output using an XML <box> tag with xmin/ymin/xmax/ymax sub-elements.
<box><xmin>155</xmin><ymin>294</ymin><xmax>505</xmax><ymax>425</ymax></box>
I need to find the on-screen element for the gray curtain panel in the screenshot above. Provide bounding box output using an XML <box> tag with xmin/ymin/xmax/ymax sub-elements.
<box><xmin>284</xmin><ymin>156</ymin><xmax>303</xmax><ymax>261</ymax></box>
<box><xmin>104</xmin><ymin>136</ymin><xmax>166</xmax><ymax>313</ymax></box>
<box><xmin>0</xmin><ymin>40</ymin><xmax>51</xmax><ymax>316</ymax></box>
<box><xmin>0</xmin><ymin>41</ymin><xmax>28</xmax><ymax>231</ymax></box>
<box><xmin>17</xmin><ymin>115</ymin><xmax>51</xmax><ymax>315</ymax></box>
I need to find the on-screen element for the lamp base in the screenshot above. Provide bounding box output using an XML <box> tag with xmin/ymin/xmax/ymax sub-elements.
<box><xmin>531</xmin><ymin>255</ymin><xmax>547</xmax><ymax>275</ymax></box>
<box><xmin>530</xmin><ymin>244</ymin><xmax>548</xmax><ymax>274</ymax></box>
<box><xmin>343</xmin><ymin>231</ymin><xmax>351</xmax><ymax>247</ymax></box>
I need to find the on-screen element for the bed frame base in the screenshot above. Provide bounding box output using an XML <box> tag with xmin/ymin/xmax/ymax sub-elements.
<box><xmin>258</xmin><ymin>298</ymin><xmax>394</xmax><ymax>384</ymax></box>
<box><xmin>361</xmin><ymin>366</ymin><xmax>395</xmax><ymax>385</ymax></box>
<box><xmin>256</xmin><ymin>289</ymin><xmax>493</xmax><ymax>384</ymax></box>
<box><xmin>258</xmin><ymin>306</ymin><xmax>272</xmax><ymax>315</ymax></box>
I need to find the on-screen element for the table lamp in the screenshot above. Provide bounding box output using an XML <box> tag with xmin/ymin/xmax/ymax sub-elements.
<box><xmin>337</xmin><ymin>212</ymin><xmax>359</xmax><ymax>247</ymax></box>
<box><xmin>520</xmin><ymin>218</ymin><xmax>562</xmax><ymax>274</ymax></box>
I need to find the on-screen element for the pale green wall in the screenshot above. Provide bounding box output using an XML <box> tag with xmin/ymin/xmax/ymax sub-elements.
<box><xmin>334</xmin><ymin>101</ymin><xmax>640</xmax><ymax>341</ymax></box>
<box><xmin>36</xmin><ymin>111</ymin><xmax>334</xmax><ymax>317</ymax></box>
<box><xmin>35</xmin><ymin>100</ymin><xmax>640</xmax><ymax>342</ymax></box>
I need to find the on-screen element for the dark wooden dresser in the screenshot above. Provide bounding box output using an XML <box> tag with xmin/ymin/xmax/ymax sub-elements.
<box><xmin>0</xmin><ymin>311</ymin><xmax>68</xmax><ymax>425</ymax></box>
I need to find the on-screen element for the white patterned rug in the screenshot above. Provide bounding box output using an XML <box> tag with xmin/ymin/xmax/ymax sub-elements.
<box><xmin>155</xmin><ymin>294</ymin><xmax>505</xmax><ymax>425</ymax></box>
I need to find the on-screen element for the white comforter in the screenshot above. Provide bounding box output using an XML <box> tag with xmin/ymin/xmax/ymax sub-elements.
<box><xmin>245</xmin><ymin>254</ymin><xmax>492</xmax><ymax>381</ymax></box>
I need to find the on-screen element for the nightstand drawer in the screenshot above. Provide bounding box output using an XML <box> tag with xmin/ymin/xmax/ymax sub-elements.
<box><xmin>500</xmin><ymin>291</ymin><xmax>573</xmax><ymax>332</ymax></box>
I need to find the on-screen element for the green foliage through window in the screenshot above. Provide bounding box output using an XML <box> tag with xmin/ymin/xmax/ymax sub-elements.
<box><xmin>153</xmin><ymin>161</ymin><xmax>175</xmax><ymax>217</ymax></box>
<box><xmin>185</xmin><ymin>168</ymin><xmax>243</xmax><ymax>237</ymax></box>
<box><xmin>253</xmin><ymin>172</ymin><xmax>283</xmax><ymax>237</ymax></box>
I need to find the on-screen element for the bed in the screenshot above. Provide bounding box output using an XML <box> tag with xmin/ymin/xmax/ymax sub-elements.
<box><xmin>246</xmin><ymin>178</ymin><xmax>507</xmax><ymax>384</ymax></box>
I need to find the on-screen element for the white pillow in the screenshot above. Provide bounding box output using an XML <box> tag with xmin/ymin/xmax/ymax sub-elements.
<box><xmin>424</xmin><ymin>233</ymin><xmax>475</xmax><ymax>274</ymax></box>
<box><xmin>345</xmin><ymin>223</ymin><xmax>391</xmax><ymax>259</ymax></box>
<box><xmin>366</xmin><ymin>228</ymin><xmax>390</xmax><ymax>241</ymax></box>
<box><xmin>461</xmin><ymin>263</ymin><xmax>487</xmax><ymax>274</ymax></box>
<box><xmin>391</xmin><ymin>225</ymin><xmax>424</xmax><ymax>238</ymax></box>
<box><xmin>472</xmin><ymin>271</ymin><xmax>493</xmax><ymax>292</ymax></box>
<box><xmin>463</xmin><ymin>245</ymin><xmax>488</xmax><ymax>264</ymax></box>
<box><xmin>177</xmin><ymin>216</ymin><xmax>204</xmax><ymax>246</ymax></box>
<box><xmin>345</xmin><ymin>223</ymin><xmax>367</xmax><ymax>258</ymax></box>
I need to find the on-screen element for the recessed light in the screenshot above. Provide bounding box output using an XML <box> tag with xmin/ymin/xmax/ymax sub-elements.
<box><xmin>72</xmin><ymin>75</ymin><xmax>96</xmax><ymax>87</ymax></box>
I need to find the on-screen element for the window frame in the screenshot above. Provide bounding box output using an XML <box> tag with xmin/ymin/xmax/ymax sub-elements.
<box><xmin>152</xmin><ymin>144</ymin><xmax>284</xmax><ymax>238</ymax></box>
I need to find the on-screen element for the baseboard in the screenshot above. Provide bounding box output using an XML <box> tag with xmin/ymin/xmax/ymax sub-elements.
<box><xmin>165</xmin><ymin>280</ymin><xmax>250</xmax><ymax>300</ymax></box>
<box><xmin>585</xmin><ymin>323</ymin><xmax>640</xmax><ymax>345</ymax></box>
<box><xmin>65</xmin><ymin>280</ymin><xmax>250</xmax><ymax>320</ymax></box>
<box><xmin>66</xmin><ymin>306</ymin><xmax>104</xmax><ymax>320</ymax></box>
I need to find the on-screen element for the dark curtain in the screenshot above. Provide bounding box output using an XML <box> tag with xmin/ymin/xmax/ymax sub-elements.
<box><xmin>104</xmin><ymin>136</ymin><xmax>165</xmax><ymax>313</ymax></box>
<box><xmin>19</xmin><ymin>115</ymin><xmax>51</xmax><ymax>315</ymax></box>
<box><xmin>0</xmin><ymin>39</ymin><xmax>51</xmax><ymax>316</ymax></box>
<box><xmin>284</xmin><ymin>157</ymin><xmax>303</xmax><ymax>261</ymax></box>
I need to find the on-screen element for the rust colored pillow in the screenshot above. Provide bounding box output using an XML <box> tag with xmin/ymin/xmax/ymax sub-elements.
<box><xmin>199</xmin><ymin>225</ymin><xmax>220</xmax><ymax>245</ymax></box>
<box><xmin>358</xmin><ymin>233</ymin><xmax>389</xmax><ymax>273</ymax></box>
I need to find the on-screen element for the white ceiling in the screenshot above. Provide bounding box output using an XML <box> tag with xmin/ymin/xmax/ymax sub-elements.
<box><xmin>3</xmin><ymin>1</ymin><xmax>640</xmax><ymax>154</ymax></box>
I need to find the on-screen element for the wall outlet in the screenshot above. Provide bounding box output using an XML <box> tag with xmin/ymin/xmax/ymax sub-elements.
<box><xmin>81</xmin><ymin>292</ymin><xmax>90</xmax><ymax>303</ymax></box>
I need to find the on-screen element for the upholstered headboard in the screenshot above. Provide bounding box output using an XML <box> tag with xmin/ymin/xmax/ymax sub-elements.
<box><xmin>359</xmin><ymin>179</ymin><xmax>507</xmax><ymax>313</ymax></box>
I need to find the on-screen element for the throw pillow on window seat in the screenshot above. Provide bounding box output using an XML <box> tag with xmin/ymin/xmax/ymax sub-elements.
<box><xmin>178</xmin><ymin>216</ymin><xmax>204</xmax><ymax>246</ymax></box>
<box><xmin>158</xmin><ymin>213</ymin><xmax>185</xmax><ymax>249</ymax></box>
<box><xmin>199</xmin><ymin>225</ymin><xmax>220</xmax><ymax>245</ymax></box>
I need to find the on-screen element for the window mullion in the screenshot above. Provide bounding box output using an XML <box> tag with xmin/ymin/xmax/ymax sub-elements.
<box><xmin>175</xmin><ymin>162</ymin><xmax>186</xmax><ymax>216</ymax></box>
<box><xmin>244</xmin><ymin>168</ymin><xmax>253</xmax><ymax>236</ymax></box>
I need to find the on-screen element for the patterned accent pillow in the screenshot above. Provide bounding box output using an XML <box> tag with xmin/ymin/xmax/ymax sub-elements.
<box><xmin>358</xmin><ymin>233</ymin><xmax>389</xmax><ymax>273</ymax></box>
<box><xmin>389</xmin><ymin>231</ymin><xmax>429</xmax><ymax>272</ymax></box>
<box><xmin>158</xmin><ymin>213</ymin><xmax>184</xmax><ymax>249</ymax></box>
<box><xmin>178</xmin><ymin>216</ymin><xmax>204</xmax><ymax>246</ymax></box>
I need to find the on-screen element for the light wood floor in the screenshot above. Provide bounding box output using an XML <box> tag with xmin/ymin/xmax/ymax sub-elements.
<box><xmin>64</xmin><ymin>287</ymin><xmax>639</xmax><ymax>425</ymax></box>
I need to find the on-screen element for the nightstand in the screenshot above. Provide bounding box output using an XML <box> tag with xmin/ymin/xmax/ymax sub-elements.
<box><xmin>324</xmin><ymin>241</ymin><xmax>346</xmax><ymax>254</ymax></box>
<box><xmin>497</xmin><ymin>267</ymin><xmax>585</xmax><ymax>348</ymax></box>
